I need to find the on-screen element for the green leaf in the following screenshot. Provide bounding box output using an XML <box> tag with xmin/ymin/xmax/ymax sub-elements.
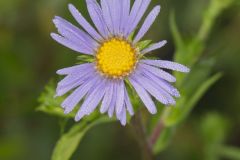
<box><xmin>169</xmin><ymin>11</ymin><xmax>184</xmax><ymax>50</ymax></box>
<box><xmin>197</xmin><ymin>0</ymin><xmax>234</xmax><ymax>41</ymax></box>
<box><xmin>37</xmin><ymin>104</ymin><xmax>74</xmax><ymax>118</ymax></box>
<box><xmin>171</xmin><ymin>0</ymin><xmax>233</xmax><ymax>70</ymax></box>
<box><xmin>200</xmin><ymin>113</ymin><xmax>229</xmax><ymax>160</ymax></box>
<box><xmin>51</xmin><ymin>116</ymin><xmax>113</xmax><ymax>160</ymax></box>
<box><xmin>136</xmin><ymin>40</ymin><xmax>152</xmax><ymax>51</ymax></box>
<box><xmin>200</xmin><ymin>113</ymin><xmax>228</xmax><ymax>145</ymax></box>
<box><xmin>128</xmin><ymin>31</ymin><xmax>135</xmax><ymax>41</ymax></box>
<box><xmin>170</xmin><ymin>11</ymin><xmax>204</xmax><ymax>78</ymax></box>
<box><xmin>180</xmin><ymin>58</ymin><xmax>216</xmax><ymax>92</ymax></box>
<box><xmin>77</xmin><ymin>55</ymin><xmax>94</xmax><ymax>64</ymax></box>
<box><xmin>37</xmin><ymin>81</ymin><xmax>74</xmax><ymax>118</ymax></box>
<box><xmin>162</xmin><ymin>73</ymin><xmax>222</xmax><ymax>127</ymax></box>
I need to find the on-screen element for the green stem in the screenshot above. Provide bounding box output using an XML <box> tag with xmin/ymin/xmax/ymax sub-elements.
<box><xmin>131</xmin><ymin>111</ymin><xmax>154</xmax><ymax>160</ymax></box>
<box><xmin>59</xmin><ymin>118</ymin><xmax>68</xmax><ymax>135</ymax></box>
<box><xmin>149</xmin><ymin>119</ymin><xmax>165</xmax><ymax>147</ymax></box>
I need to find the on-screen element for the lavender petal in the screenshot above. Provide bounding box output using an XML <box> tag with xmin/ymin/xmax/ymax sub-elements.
<box><xmin>124</xmin><ymin>86</ymin><xmax>134</xmax><ymax>116</ymax></box>
<box><xmin>133</xmin><ymin>6</ymin><xmax>161</xmax><ymax>43</ymax></box>
<box><xmin>100</xmin><ymin>80</ymin><xmax>114</xmax><ymax>113</ymax></box>
<box><xmin>108</xmin><ymin>81</ymin><xmax>117</xmax><ymax>117</ymax></box>
<box><xmin>132</xmin><ymin>73</ymin><xmax>169</xmax><ymax>105</ymax></box>
<box><xmin>53</xmin><ymin>16</ymin><xmax>99</xmax><ymax>50</ymax></box>
<box><xmin>62</xmin><ymin>74</ymin><xmax>100</xmax><ymax>114</ymax></box>
<box><xmin>140</xmin><ymin>67</ymin><xmax>180</xmax><ymax>97</ymax></box>
<box><xmin>141</xmin><ymin>40</ymin><xmax>167</xmax><ymax>55</ymax></box>
<box><xmin>51</xmin><ymin>33</ymin><xmax>92</xmax><ymax>55</ymax></box>
<box><xmin>125</xmin><ymin>0</ymin><xmax>151</xmax><ymax>36</ymax></box>
<box><xmin>75</xmin><ymin>78</ymin><xmax>106</xmax><ymax>121</ymax></box>
<box><xmin>100</xmin><ymin>0</ymin><xmax>114</xmax><ymax>34</ymax></box>
<box><xmin>68</xmin><ymin>4</ymin><xmax>103</xmax><ymax>42</ymax></box>
<box><xmin>56</xmin><ymin>63</ymin><xmax>92</xmax><ymax>75</ymax></box>
<box><xmin>129</xmin><ymin>77</ymin><xmax>157</xmax><ymax>114</ymax></box>
<box><xmin>57</xmin><ymin>64</ymin><xmax>94</xmax><ymax>86</ymax></box>
<box><xmin>141</xmin><ymin>60</ymin><xmax>190</xmax><ymax>73</ymax></box>
<box><xmin>111</xmin><ymin>0</ymin><xmax>121</xmax><ymax>35</ymax></box>
<box><xmin>116</xmin><ymin>80</ymin><xmax>125</xmax><ymax>114</ymax></box>
<box><xmin>120</xmin><ymin>0</ymin><xmax>130</xmax><ymax>36</ymax></box>
<box><xmin>86</xmin><ymin>0</ymin><xmax>109</xmax><ymax>38</ymax></box>
<box><xmin>140</xmin><ymin>63</ymin><xmax>176</xmax><ymax>82</ymax></box>
<box><xmin>56</xmin><ymin>70</ymin><xmax>96</xmax><ymax>97</ymax></box>
<box><xmin>117</xmin><ymin>106</ymin><xmax>127</xmax><ymax>126</ymax></box>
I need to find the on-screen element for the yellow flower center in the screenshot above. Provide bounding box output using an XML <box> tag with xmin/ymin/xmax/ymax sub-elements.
<box><xmin>96</xmin><ymin>38</ymin><xmax>137</xmax><ymax>78</ymax></box>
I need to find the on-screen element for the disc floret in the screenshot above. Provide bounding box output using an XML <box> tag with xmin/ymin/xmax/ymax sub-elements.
<box><xmin>95</xmin><ymin>38</ymin><xmax>138</xmax><ymax>78</ymax></box>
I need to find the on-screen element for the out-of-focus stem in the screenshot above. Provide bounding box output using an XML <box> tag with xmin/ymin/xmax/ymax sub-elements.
<box><xmin>149</xmin><ymin>119</ymin><xmax>165</xmax><ymax>147</ymax></box>
<box><xmin>197</xmin><ymin>0</ymin><xmax>234</xmax><ymax>42</ymax></box>
<box><xmin>131</xmin><ymin>111</ymin><xmax>154</xmax><ymax>160</ymax></box>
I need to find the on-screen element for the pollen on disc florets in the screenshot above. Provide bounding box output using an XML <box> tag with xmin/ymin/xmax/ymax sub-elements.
<box><xmin>95</xmin><ymin>38</ymin><xmax>138</xmax><ymax>79</ymax></box>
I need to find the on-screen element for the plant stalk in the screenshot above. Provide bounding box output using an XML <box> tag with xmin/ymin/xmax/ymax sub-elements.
<box><xmin>131</xmin><ymin>111</ymin><xmax>154</xmax><ymax>160</ymax></box>
<box><xmin>149</xmin><ymin>119</ymin><xmax>165</xmax><ymax>147</ymax></box>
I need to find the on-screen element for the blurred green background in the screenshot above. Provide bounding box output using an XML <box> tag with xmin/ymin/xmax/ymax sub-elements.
<box><xmin>0</xmin><ymin>0</ymin><xmax>240</xmax><ymax>160</ymax></box>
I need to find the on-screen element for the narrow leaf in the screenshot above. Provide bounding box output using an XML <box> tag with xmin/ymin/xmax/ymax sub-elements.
<box><xmin>51</xmin><ymin>116</ymin><xmax>113</xmax><ymax>160</ymax></box>
<box><xmin>136</xmin><ymin>40</ymin><xmax>152</xmax><ymax>51</ymax></box>
<box><xmin>77</xmin><ymin>55</ymin><xmax>94</xmax><ymax>64</ymax></box>
<box><xmin>163</xmin><ymin>73</ymin><xmax>222</xmax><ymax>126</ymax></box>
<box><xmin>37</xmin><ymin>81</ymin><xmax>74</xmax><ymax>118</ymax></box>
<box><xmin>170</xmin><ymin>11</ymin><xmax>184</xmax><ymax>50</ymax></box>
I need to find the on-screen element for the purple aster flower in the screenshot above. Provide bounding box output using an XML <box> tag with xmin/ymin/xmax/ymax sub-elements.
<box><xmin>51</xmin><ymin>0</ymin><xmax>190</xmax><ymax>125</ymax></box>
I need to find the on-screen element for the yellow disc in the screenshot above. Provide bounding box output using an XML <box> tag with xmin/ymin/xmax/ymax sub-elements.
<box><xmin>96</xmin><ymin>38</ymin><xmax>137</xmax><ymax>78</ymax></box>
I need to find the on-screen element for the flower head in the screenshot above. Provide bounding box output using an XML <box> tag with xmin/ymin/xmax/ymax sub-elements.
<box><xmin>51</xmin><ymin>0</ymin><xmax>190</xmax><ymax>125</ymax></box>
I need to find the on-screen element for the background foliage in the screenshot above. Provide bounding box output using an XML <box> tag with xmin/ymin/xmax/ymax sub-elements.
<box><xmin>0</xmin><ymin>0</ymin><xmax>240</xmax><ymax>160</ymax></box>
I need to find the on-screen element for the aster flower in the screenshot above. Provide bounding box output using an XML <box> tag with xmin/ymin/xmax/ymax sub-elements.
<box><xmin>51</xmin><ymin>0</ymin><xmax>190</xmax><ymax>125</ymax></box>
